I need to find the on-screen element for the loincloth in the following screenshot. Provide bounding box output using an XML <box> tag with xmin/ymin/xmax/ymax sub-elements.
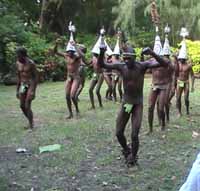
<box><xmin>19</xmin><ymin>82</ymin><xmax>30</xmax><ymax>94</ymax></box>
<box><xmin>68</xmin><ymin>72</ymin><xmax>81</xmax><ymax>82</ymax></box>
<box><xmin>92</xmin><ymin>73</ymin><xmax>102</xmax><ymax>81</ymax></box>
<box><xmin>177</xmin><ymin>80</ymin><xmax>189</xmax><ymax>88</ymax></box>
<box><xmin>151</xmin><ymin>84</ymin><xmax>168</xmax><ymax>91</ymax></box>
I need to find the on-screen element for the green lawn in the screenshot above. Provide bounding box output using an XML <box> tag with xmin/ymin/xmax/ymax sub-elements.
<box><xmin>0</xmin><ymin>78</ymin><xmax>199</xmax><ymax>191</ymax></box>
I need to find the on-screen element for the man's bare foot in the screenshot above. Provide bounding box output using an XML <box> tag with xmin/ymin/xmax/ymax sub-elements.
<box><xmin>24</xmin><ymin>125</ymin><xmax>29</xmax><ymax>130</ymax></box>
<box><xmin>30</xmin><ymin>122</ymin><xmax>34</xmax><ymax>129</ymax></box>
<box><xmin>126</xmin><ymin>154</ymin><xmax>138</xmax><ymax>167</ymax></box>
<box><xmin>146</xmin><ymin>130</ymin><xmax>153</xmax><ymax>135</ymax></box>
<box><xmin>122</xmin><ymin>147</ymin><xmax>131</xmax><ymax>159</ymax></box>
<box><xmin>89</xmin><ymin>106</ymin><xmax>95</xmax><ymax>110</ymax></box>
<box><xmin>76</xmin><ymin>112</ymin><xmax>81</xmax><ymax>119</ymax></box>
<box><xmin>161</xmin><ymin>126</ymin><xmax>165</xmax><ymax>131</ymax></box>
<box><xmin>66</xmin><ymin>115</ymin><xmax>73</xmax><ymax>119</ymax></box>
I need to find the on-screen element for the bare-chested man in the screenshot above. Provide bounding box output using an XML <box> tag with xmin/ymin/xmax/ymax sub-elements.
<box><xmin>176</xmin><ymin>28</ymin><xmax>194</xmax><ymax>116</ymax></box>
<box><xmin>148</xmin><ymin>30</ymin><xmax>173</xmax><ymax>133</ymax></box>
<box><xmin>98</xmin><ymin>42</ymin><xmax>170</xmax><ymax>166</ymax></box>
<box><xmin>88</xmin><ymin>53</ymin><xmax>104</xmax><ymax>109</ymax></box>
<box><xmin>89</xmin><ymin>29</ymin><xmax>112</xmax><ymax>109</ymax></box>
<box><xmin>54</xmin><ymin>37</ymin><xmax>83</xmax><ymax>118</ymax></box>
<box><xmin>16</xmin><ymin>47</ymin><xmax>38</xmax><ymax>129</ymax></box>
<box><xmin>176</xmin><ymin>51</ymin><xmax>194</xmax><ymax>116</ymax></box>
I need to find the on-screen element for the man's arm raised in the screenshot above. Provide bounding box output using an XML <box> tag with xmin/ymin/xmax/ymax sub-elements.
<box><xmin>140</xmin><ymin>47</ymin><xmax>170</xmax><ymax>69</ymax></box>
<box><xmin>53</xmin><ymin>39</ymin><xmax>66</xmax><ymax>58</ymax></box>
<box><xmin>97</xmin><ymin>47</ymin><xmax>123</xmax><ymax>71</ymax></box>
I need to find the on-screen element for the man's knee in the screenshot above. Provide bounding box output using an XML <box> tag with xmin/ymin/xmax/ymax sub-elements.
<box><xmin>185</xmin><ymin>99</ymin><xmax>189</xmax><ymax>105</ymax></box>
<box><xmin>22</xmin><ymin>101</ymin><xmax>30</xmax><ymax>112</ymax></box>
<box><xmin>71</xmin><ymin>94</ymin><xmax>77</xmax><ymax>102</ymax></box>
<box><xmin>116</xmin><ymin>126</ymin><xmax>124</xmax><ymax>139</ymax></box>
<box><xmin>66</xmin><ymin>94</ymin><xmax>70</xmax><ymax>100</ymax></box>
<box><xmin>95</xmin><ymin>89</ymin><xmax>100</xmax><ymax>95</ymax></box>
<box><xmin>148</xmin><ymin>105</ymin><xmax>154</xmax><ymax>113</ymax></box>
<box><xmin>20</xmin><ymin>102</ymin><xmax>25</xmax><ymax>110</ymax></box>
<box><xmin>131</xmin><ymin>132</ymin><xmax>139</xmax><ymax>143</ymax></box>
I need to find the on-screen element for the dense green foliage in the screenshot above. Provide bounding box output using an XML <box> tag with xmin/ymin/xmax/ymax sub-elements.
<box><xmin>1</xmin><ymin>0</ymin><xmax>200</xmax><ymax>81</ymax></box>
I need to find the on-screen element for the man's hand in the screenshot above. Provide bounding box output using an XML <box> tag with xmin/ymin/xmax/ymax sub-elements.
<box><xmin>141</xmin><ymin>47</ymin><xmax>153</xmax><ymax>55</ymax></box>
<box><xmin>55</xmin><ymin>38</ymin><xmax>62</xmax><ymax>45</ymax></box>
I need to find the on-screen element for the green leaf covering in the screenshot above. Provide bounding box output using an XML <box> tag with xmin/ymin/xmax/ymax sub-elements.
<box><xmin>124</xmin><ymin>103</ymin><xmax>133</xmax><ymax>114</ymax></box>
<box><xmin>39</xmin><ymin>144</ymin><xmax>61</xmax><ymax>154</ymax></box>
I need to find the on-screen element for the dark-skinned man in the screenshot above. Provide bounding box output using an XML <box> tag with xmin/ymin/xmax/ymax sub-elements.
<box><xmin>88</xmin><ymin>29</ymin><xmax>105</xmax><ymax>109</ymax></box>
<box><xmin>98</xmin><ymin>35</ymin><xmax>170</xmax><ymax>166</ymax></box>
<box><xmin>16</xmin><ymin>47</ymin><xmax>38</xmax><ymax>129</ymax></box>
<box><xmin>176</xmin><ymin>27</ymin><xmax>194</xmax><ymax>116</ymax></box>
<box><xmin>54</xmin><ymin>22</ymin><xmax>83</xmax><ymax>119</ymax></box>
<box><xmin>148</xmin><ymin>27</ymin><xmax>173</xmax><ymax>133</ymax></box>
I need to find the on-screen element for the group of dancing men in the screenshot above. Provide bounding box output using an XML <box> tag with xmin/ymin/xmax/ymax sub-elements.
<box><xmin>16</xmin><ymin>22</ymin><xmax>195</xmax><ymax>166</ymax></box>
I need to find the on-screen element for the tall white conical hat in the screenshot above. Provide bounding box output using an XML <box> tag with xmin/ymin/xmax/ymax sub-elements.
<box><xmin>104</xmin><ymin>40</ymin><xmax>113</xmax><ymax>56</ymax></box>
<box><xmin>162</xmin><ymin>24</ymin><xmax>171</xmax><ymax>55</ymax></box>
<box><xmin>162</xmin><ymin>36</ymin><xmax>170</xmax><ymax>55</ymax></box>
<box><xmin>178</xmin><ymin>27</ymin><xmax>189</xmax><ymax>59</ymax></box>
<box><xmin>66</xmin><ymin>32</ymin><xmax>76</xmax><ymax>52</ymax></box>
<box><xmin>113</xmin><ymin>37</ymin><xmax>120</xmax><ymax>55</ymax></box>
<box><xmin>66</xmin><ymin>21</ymin><xmax>76</xmax><ymax>52</ymax></box>
<box><xmin>91</xmin><ymin>36</ymin><xmax>102</xmax><ymax>55</ymax></box>
<box><xmin>92</xmin><ymin>28</ymin><xmax>105</xmax><ymax>55</ymax></box>
<box><xmin>178</xmin><ymin>39</ymin><xmax>187</xmax><ymax>59</ymax></box>
<box><xmin>153</xmin><ymin>26</ymin><xmax>163</xmax><ymax>55</ymax></box>
<box><xmin>92</xmin><ymin>27</ymin><xmax>113</xmax><ymax>55</ymax></box>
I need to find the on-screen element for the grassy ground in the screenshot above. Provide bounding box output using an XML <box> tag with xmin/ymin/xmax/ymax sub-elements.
<box><xmin>0</xmin><ymin>78</ymin><xmax>200</xmax><ymax>191</ymax></box>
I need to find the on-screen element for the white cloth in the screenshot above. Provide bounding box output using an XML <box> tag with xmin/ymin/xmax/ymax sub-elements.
<box><xmin>179</xmin><ymin>152</ymin><xmax>200</xmax><ymax>191</ymax></box>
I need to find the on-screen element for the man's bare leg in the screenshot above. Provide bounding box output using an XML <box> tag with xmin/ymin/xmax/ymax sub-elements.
<box><xmin>112</xmin><ymin>76</ymin><xmax>118</xmax><ymax>102</ymax></box>
<box><xmin>65</xmin><ymin>80</ymin><xmax>73</xmax><ymax>119</ymax></box>
<box><xmin>104</xmin><ymin>74</ymin><xmax>112</xmax><ymax>100</ymax></box>
<box><xmin>176</xmin><ymin>86</ymin><xmax>184</xmax><ymax>117</ymax></box>
<box><xmin>25</xmin><ymin>99</ymin><xmax>33</xmax><ymax>129</ymax></box>
<box><xmin>116</xmin><ymin>104</ymin><xmax>131</xmax><ymax>159</ymax></box>
<box><xmin>75</xmin><ymin>77</ymin><xmax>85</xmax><ymax>101</ymax></box>
<box><xmin>96</xmin><ymin>74</ymin><xmax>104</xmax><ymax>108</ymax></box>
<box><xmin>118</xmin><ymin>77</ymin><xmax>123</xmax><ymax>102</ymax></box>
<box><xmin>127</xmin><ymin>103</ymin><xmax>143</xmax><ymax>166</ymax></box>
<box><xmin>89</xmin><ymin>78</ymin><xmax>97</xmax><ymax>109</ymax></box>
<box><xmin>184</xmin><ymin>84</ymin><xmax>190</xmax><ymax>115</ymax></box>
<box><xmin>156</xmin><ymin>100</ymin><xmax>161</xmax><ymax>126</ymax></box>
<box><xmin>70</xmin><ymin>79</ymin><xmax>80</xmax><ymax>116</ymax></box>
<box><xmin>20</xmin><ymin>94</ymin><xmax>30</xmax><ymax>129</ymax></box>
<box><xmin>158</xmin><ymin>90</ymin><xmax>166</xmax><ymax>131</ymax></box>
<box><xmin>148</xmin><ymin>89</ymin><xmax>158</xmax><ymax>134</ymax></box>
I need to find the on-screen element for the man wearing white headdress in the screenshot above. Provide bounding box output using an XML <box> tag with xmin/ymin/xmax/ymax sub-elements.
<box><xmin>176</xmin><ymin>27</ymin><xmax>194</xmax><ymax>116</ymax></box>
<box><xmin>148</xmin><ymin>26</ymin><xmax>173</xmax><ymax>133</ymax></box>
<box><xmin>54</xmin><ymin>22</ymin><xmax>83</xmax><ymax>119</ymax></box>
<box><xmin>98</xmin><ymin>35</ymin><xmax>170</xmax><ymax>166</ymax></box>
<box><xmin>159</xmin><ymin>25</ymin><xmax>174</xmax><ymax>123</ymax></box>
<box><xmin>88</xmin><ymin>28</ymin><xmax>105</xmax><ymax>109</ymax></box>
